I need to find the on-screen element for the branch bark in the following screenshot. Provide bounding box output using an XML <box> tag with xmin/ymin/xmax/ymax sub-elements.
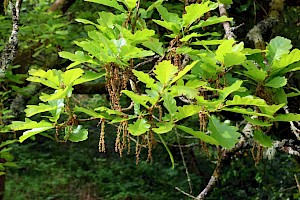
<box><xmin>247</xmin><ymin>0</ymin><xmax>285</xmax><ymax>49</ymax></box>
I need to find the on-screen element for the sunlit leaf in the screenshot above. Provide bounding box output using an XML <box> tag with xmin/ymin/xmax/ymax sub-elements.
<box><xmin>154</xmin><ymin>60</ymin><xmax>178</xmax><ymax>84</ymax></box>
<box><xmin>128</xmin><ymin>119</ymin><xmax>151</xmax><ymax>136</ymax></box>
<box><xmin>25</xmin><ymin>103</ymin><xmax>57</xmax><ymax>117</ymax></box>
<box><xmin>219</xmin><ymin>80</ymin><xmax>243</xmax><ymax>100</ymax></box>
<box><xmin>170</xmin><ymin>61</ymin><xmax>198</xmax><ymax>84</ymax></box>
<box><xmin>190</xmin><ymin>16</ymin><xmax>233</xmax><ymax>30</ymax></box>
<box><xmin>182</xmin><ymin>2</ymin><xmax>211</xmax><ymax>27</ymax></box>
<box><xmin>243</xmin><ymin>116</ymin><xmax>272</xmax><ymax>127</ymax></box>
<box><xmin>132</xmin><ymin>69</ymin><xmax>156</xmax><ymax>89</ymax></box>
<box><xmin>19</xmin><ymin>126</ymin><xmax>53</xmax><ymax>143</ymax></box>
<box><xmin>152</xmin><ymin>122</ymin><xmax>174</xmax><ymax>134</ymax></box>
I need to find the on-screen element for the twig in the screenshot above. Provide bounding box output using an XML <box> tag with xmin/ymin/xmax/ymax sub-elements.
<box><xmin>175</xmin><ymin>127</ymin><xmax>193</xmax><ymax>193</ymax></box>
<box><xmin>175</xmin><ymin>187</ymin><xmax>196</xmax><ymax>199</ymax></box>
<box><xmin>294</xmin><ymin>174</ymin><xmax>300</xmax><ymax>193</ymax></box>
<box><xmin>283</xmin><ymin>106</ymin><xmax>300</xmax><ymax>141</ymax></box>
<box><xmin>82</xmin><ymin>63</ymin><xmax>100</xmax><ymax>73</ymax></box>
<box><xmin>134</xmin><ymin>55</ymin><xmax>160</xmax><ymax>69</ymax></box>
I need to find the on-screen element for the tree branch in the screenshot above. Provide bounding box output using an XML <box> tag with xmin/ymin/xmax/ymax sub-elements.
<box><xmin>0</xmin><ymin>0</ymin><xmax>21</xmax><ymax>78</ymax></box>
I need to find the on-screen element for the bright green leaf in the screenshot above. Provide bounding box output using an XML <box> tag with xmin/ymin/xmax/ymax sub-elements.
<box><xmin>182</xmin><ymin>2</ymin><xmax>211</xmax><ymax>27</ymax></box>
<box><xmin>152</xmin><ymin>122</ymin><xmax>175</xmax><ymax>134</ymax></box>
<box><xmin>19</xmin><ymin>127</ymin><xmax>54</xmax><ymax>143</ymax></box>
<box><xmin>132</xmin><ymin>70</ymin><xmax>156</xmax><ymax>89</ymax></box>
<box><xmin>154</xmin><ymin>60</ymin><xmax>178</xmax><ymax>84</ymax></box>
<box><xmin>171</xmin><ymin>61</ymin><xmax>198</xmax><ymax>84</ymax></box>
<box><xmin>73</xmin><ymin>71</ymin><xmax>105</xmax><ymax>85</ymax></box>
<box><xmin>219</xmin><ymin>80</ymin><xmax>243</xmax><ymax>100</ymax></box>
<box><xmin>128</xmin><ymin>119</ymin><xmax>151</xmax><ymax>136</ymax></box>
<box><xmin>25</xmin><ymin>103</ymin><xmax>57</xmax><ymax>117</ymax></box>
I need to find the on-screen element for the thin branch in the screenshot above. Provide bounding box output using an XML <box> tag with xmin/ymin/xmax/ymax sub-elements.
<box><xmin>134</xmin><ymin>55</ymin><xmax>160</xmax><ymax>69</ymax></box>
<box><xmin>175</xmin><ymin>128</ymin><xmax>193</xmax><ymax>194</ymax></box>
<box><xmin>294</xmin><ymin>174</ymin><xmax>300</xmax><ymax>193</ymax></box>
<box><xmin>175</xmin><ymin>187</ymin><xmax>196</xmax><ymax>199</ymax></box>
<box><xmin>82</xmin><ymin>63</ymin><xmax>100</xmax><ymax>73</ymax></box>
<box><xmin>218</xmin><ymin>4</ymin><xmax>235</xmax><ymax>39</ymax></box>
<box><xmin>283</xmin><ymin>106</ymin><xmax>300</xmax><ymax>141</ymax></box>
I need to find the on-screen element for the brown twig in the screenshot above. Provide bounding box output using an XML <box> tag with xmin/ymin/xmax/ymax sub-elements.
<box><xmin>218</xmin><ymin>4</ymin><xmax>235</xmax><ymax>39</ymax></box>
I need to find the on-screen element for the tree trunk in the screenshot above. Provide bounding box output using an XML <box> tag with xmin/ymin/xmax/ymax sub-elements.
<box><xmin>48</xmin><ymin>0</ymin><xmax>76</xmax><ymax>13</ymax></box>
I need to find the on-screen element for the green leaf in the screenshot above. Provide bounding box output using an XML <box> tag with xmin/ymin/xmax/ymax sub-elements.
<box><xmin>74</xmin><ymin>106</ymin><xmax>111</xmax><ymax>119</ymax></box>
<box><xmin>253</xmin><ymin>130</ymin><xmax>272</xmax><ymax>147</ymax></box>
<box><xmin>182</xmin><ymin>2</ymin><xmax>212</xmax><ymax>27</ymax></box>
<box><xmin>258</xmin><ymin>104</ymin><xmax>284</xmax><ymax>116</ymax></box>
<box><xmin>222</xmin><ymin>107</ymin><xmax>273</xmax><ymax>118</ymax></box>
<box><xmin>122</xmin><ymin>90</ymin><xmax>150</xmax><ymax>108</ymax></box>
<box><xmin>170</xmin><ymin>61</ymin><xmax>198</xmax><ymax>84</ymax></box>
<box><xmin>175</xmin><ymin>105</ymin><xmax>202</xmax><ymax>121</ymax></box>
<box><xmin>39</xmin><ymin>86</ymin><xmax>73</xmax><ymax>102</ymax></box>
<box><xmin>152</xmin><ymin>20</ymin><xmax>180</xmax><ymax>34</ymax></box>
<box><xmin>65</xmin><ymin>125</ymin><xmax>88</xmax><ymax>142</ymax></box>
<box><xmin>19</xmin><ymin>127</ymin><xmax>54</xmax><ymax>143</ymax></box>
<box><xmin>176</xmin><ymin>125</ymin><xmax>219</xmax><ymax>145</ymax></box>
<box><xmin>272</xmin><ymin>49</ymin><xmax>300</xmax><ymax>70</ymax></box>
<box><xmin>73</xmin><ymin>71</ymin><xmax>105</xmax><ymax>85</ymax></box>
<box><xmin>132</xmin><ymin>70</ymin><xmax>156</xmax><ymax>89</ymax></box>
<box><xmin>242</xmin><ymin>69</ymin><xmax>267</xmax><ymax>82</ymax></box>
<box><xmin>208</xmin><ymin>115</ymin><xmax>240</xmax><ymax>149</ymax></box>
<box><xmin>146</xmin><ymin>0</ymin><xmax>164</xmax><ymax>12</ymax></box>
<box><xmin>156</xmin><ymin>5</ymin><xmax>181</xmax><ymax>23</ymax></box>
<box><xmin>273</xmin><ymin>113</ymin><xmax>300</xmax><ymax>122</ymax></box>
<box><xmin>142</xmin><ymin>38</ymin><xmax>165</xmax><ymax>56</ymax></box>
<box><xmin>48</xmin><ymin>99</ymin><xmax>65</xmax><ymax>122</ymax></box>
<box><xmin>163</xmin><ymin>93</ymin><xmax>177</xmax><ymax>116</ymax></box>
<box><xmin>215</xmin><ymin>39</ymin><xmax>235</xmax><ymax>63</ymax></box>
<box><xmin>190</xmin><ymin>16</ymin><xmax>233</xmax><ymax>30</ymax></box>
<box><xmin>25</xmin><ymin>103</ymin><xmax>57</xmax><ymax>117</ymax></box>
<box><xmin>157</xmin><ymin>134</ymin><xmax>174</xmax><ymax>169</ymax></box>
<box><xmin>192</xmin><ymin>39</ymin><xmax>227</xmax><ymax>46</ymax></box>
<box><xmin>224</xmin><ymin>53</ymin><xmax>246</xmax><ymax>67</ymax></box>
<box><xmin>266</xmin><ymin>36</ymin><xmax>292</xmax><ymax>63</ymax></box>
<box><xmin>152</xmin><ymin>122</ymin><xmax>175</xmax><ymax>134</ymax></box>
<box><xmin>10</xmin><ymin>118</ymin><xmax>53</xmax><ymax>131</ymax></box>
<box><xmin>243</xmin><ymin>116</ymin><xmax>272</xmax><ymax>127</ymax></box>
<box><xmin>58</xmin><ymin>51</ymin><xmax>96</xmax><ymax>64</ymax></box>
<box><xmin>27</xmin><ymin>69</ymin><xmax>61</xmax><ymax>89</ymax></box>
<box><xmin>154</xmin><ymin>60</ymin><xmax>178</xmax><ymax>84</ymax></box>
<box><xmin>94</xmin><ymin>106</ymin><xmax>125</xmax><ymax>116</ymax></box>
<box><xmin>218</xmin><ymin>0</ymin><xmax>233</xmax><ymax>5</ymax></box>
<box><xmin>265</xmin><ymin>76</ymin><xmax>287</xmax><ymax>88</ymax></box>
<box><xmin>219</xmin><ymin>80</ymin><xmax>243</xmax><ymax>100</ymax></box>
<box><xmin>226</xmin><ymin>95</ymin><xmax>266</xmax><ymax>106</ymax></box>
<box><xmin>85</xmin><ymin>0</ymin><xmax>126</xmax><ymax>12</ymax></box>
<box><xmin>0</xmin><ymin>140</ymin><xmax>18</xmax><ymax>149</ymax></box>
<box><xmin>118</xmin><ymin>0</ymin><xmax>137</xmax><ymax>10</ymax></box>
<box><xmin>128</xmin><ymin>119</ymin><xmax>151</xmax><ymax>136</ymax></box>
<box><xmin>62</xmin><ymin>68</ymin><xmax>84</xmax><ymax>85</ymax></box>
